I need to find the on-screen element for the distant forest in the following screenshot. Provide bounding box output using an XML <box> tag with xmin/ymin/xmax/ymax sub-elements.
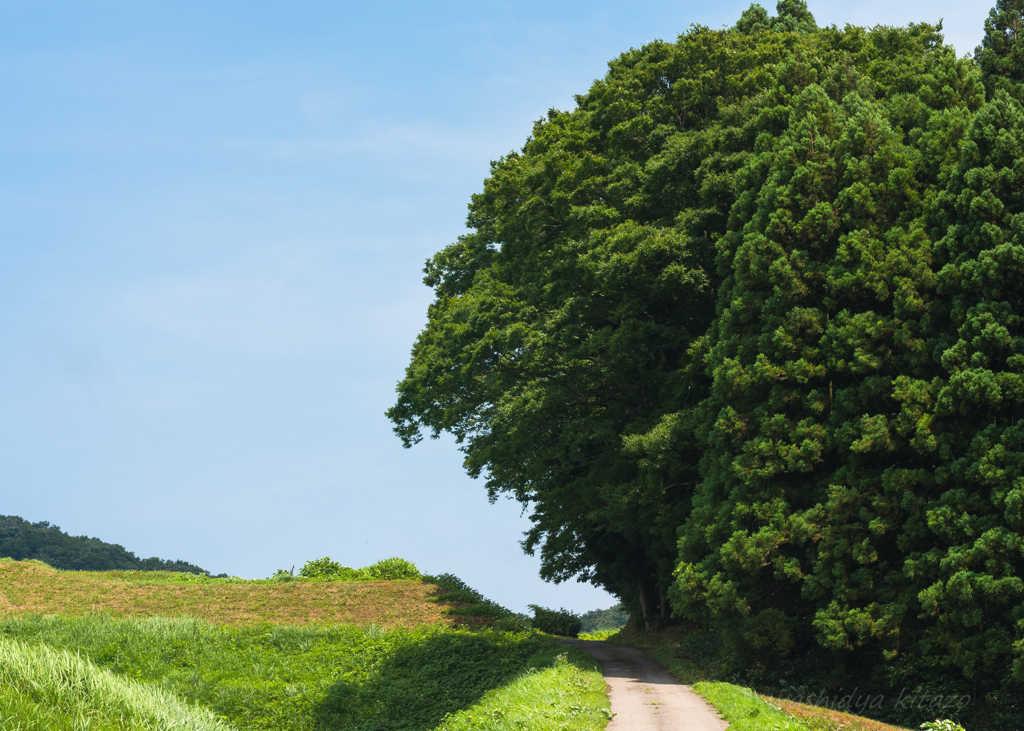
<box><xmin>0</xmin><ymin>515</ymin><xmax>208</xmax><ymax>574</ymax></box>
<box><xmin>579</xmin><ymin>605</ymin><xmax>628</xmax><ymax>634</ymax></box>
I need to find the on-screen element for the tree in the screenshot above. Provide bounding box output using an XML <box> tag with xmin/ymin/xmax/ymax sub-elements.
<box><xmin>0</xmin><ymin>515</ymin><xmax>208</xmax><ymax>573</ymax></box>
<box><xmin>389</xmin><ymin>25</ymin><xmax>805</xmax><ymax>619</ymax></box>
<box><xmin>390</xmin><ymin>16</ymin><xmax>954</xmax><ymax>626</ymax></box>
<box><xmin>673</xmin><ymin>26</ymin><xmax>990</xmax><ymax>687</ymax></box>
<box><xmin>905</xmin><ymin>89</ymin><xmax>1024</xmax><ymax>690</ymax></box>
<box><xmin>976</xmin><ymin>0</ymin><xmax>1024</xmax><ymax>102</ymax></box>
<box><xmin>735</xmin><ymin>0</ymin><xmax>818</xmax><ymax>35</ymax></box>
<box><xmin>390</xmin><ymin>5</ymin><xmax>1024</xmax><ymax>723</ymax></box>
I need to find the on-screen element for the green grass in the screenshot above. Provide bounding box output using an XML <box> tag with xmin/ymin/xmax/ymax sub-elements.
<box><xmin>434</xmin><ymin>652</ymin><xmax>611</xmax><ymax>730</ymax></box>
<box><xmin>0</xmin><ymin>635</ymin><xmax>232</xmax><ymax>731</ymax></box>
<box><xmin>578</xmin><ymin>629</ymin><xmax>621</xmax><ymax>641</ymax></box>
<box><xmin>693</xmin><ymin>682</ymin><xmax>807</xmax><ymax>731</ymax></box>
<box><xmin>0</xmin><ymin>614</ymin><xmax>608</xmax><ymax>731</ymax></box>
<box><xmin>0</xmin><ymin>559</ymin><xmax>459</xmax><ymax>627</ymax></box>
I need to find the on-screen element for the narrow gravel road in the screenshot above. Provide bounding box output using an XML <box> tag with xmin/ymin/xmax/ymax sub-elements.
<box><xmin>560</xmin><ymin>639</ymin><xmax>729</xmax><ymax>731</ymax></box>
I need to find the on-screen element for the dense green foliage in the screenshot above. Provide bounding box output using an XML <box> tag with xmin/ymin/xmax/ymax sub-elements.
<box><xmin>0</xmin><ymin>615</ymin><xmax>608</xmax><ymax>731</ymax></box>
<box><xmin>527</xmin><ymin>606</ymin><xmax>582</xmax><ymax>637</ymax></box>
<box><xmin>391</xmin><ymin>0</ymin><xmax>1024</xmax><ymax>725</ymax></box>
<box><xmin>0</xmin><ymin>515</ymin><xmax>207</xmax><ymax>574</ymax></box>
<box><xmin>976</xmin><ymin>0</ymin><xmax>1024</xmax><ymax>102</ymax></box>
<box><xmin>579</xmin><ymin>604</ymin><xmax>629</xmax><ymax>633</ymax></box>
<box><xmin>296</xmin><ymin>556</ymin><xmax>422</xmax><ymax>581</ymax></box>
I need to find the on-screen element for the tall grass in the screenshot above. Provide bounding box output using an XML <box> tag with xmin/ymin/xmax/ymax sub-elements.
<box><xmin>0</xmin><ymin>634</ymin><xmax>233</xmax><ymax>731</ymax></box>
<box><xmin>0</xmin><ymin>614</ymin><xmax>607</xmax><ymax>731</ymax></box>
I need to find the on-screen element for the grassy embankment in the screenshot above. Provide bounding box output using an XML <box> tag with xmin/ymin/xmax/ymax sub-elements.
<box><xmin>0</xmin><ymin>559</ymin><xmax>610</xmax><ymax>731</ymax></box>
<box><xmin>608</xmin><ymin>626</ymin><xmax>915</xmax><ymax>731</ymax></box>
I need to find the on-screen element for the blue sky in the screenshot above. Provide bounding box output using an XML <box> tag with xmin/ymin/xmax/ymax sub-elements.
<box><xmin>0</xmin><ymin>0</ymin><xmax>996</xmax><ymax>613</ymax></box>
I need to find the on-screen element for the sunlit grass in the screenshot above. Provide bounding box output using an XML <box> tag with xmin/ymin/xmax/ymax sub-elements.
<box><xmin>0</xmin><ymin>634</ymin><xmax>233</xmax><ymax>731</ymax></box>
<box><xmin>0</xmin><ymin>559</ymin><xmax>456</xmax><ymax>628</ymax></box>
<box><xmin>694</xmin><ymin>682</ymin><xmax>806</xmax><ymax>731</ymax></box>
<box><xmin>436</xmin><ymin>652</ymin><xmax>611</xmax><ymax>731</ymax></box>
<box><xmin>0</xmin><ymin>613</ymin><xmax>609</xmax><ymax>731</ymax></box>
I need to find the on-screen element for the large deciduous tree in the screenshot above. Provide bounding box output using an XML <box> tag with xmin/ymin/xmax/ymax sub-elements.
<box><xmin>388</xmin><ymin>21</ymin><xmax>805</xmax><ymax>619</ymax></box>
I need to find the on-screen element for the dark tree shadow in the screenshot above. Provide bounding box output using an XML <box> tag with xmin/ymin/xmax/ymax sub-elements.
<box><xmin>313</xmin><ymin>631</ymin><xmax>560</xmax><ymax>730</ymax></box>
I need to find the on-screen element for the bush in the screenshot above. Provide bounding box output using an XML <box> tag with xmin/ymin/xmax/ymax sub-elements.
<box><xmin>297</xmin><ymin>556</ymin><xmax>423</xmax><ymax>581</ymax></box>
<box><xmin>297</xmin><ymin>557</ymin><xmax>364</xmax><ymax>580</ymax></box>
<box><xmin>363</xmin><ymin>557</ymin><xmax>421</xmax><ymax>580</ymax></box>
<box><xmin>529</xmin><ymin>605</ymin><xmax>582</xmax><ymax>638</ymax></box>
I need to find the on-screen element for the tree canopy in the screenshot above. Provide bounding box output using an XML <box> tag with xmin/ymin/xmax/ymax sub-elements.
<box><xmin>976</xmin><ymin>0</ymin><xmax>1024</xmax><ymax>102</ymax></box>
<box><xmin>0</xmin><ymin>515</ymin><xmax>208</xmax><ymax>574</ymax></box>
<box><xmin>390</xmin><ymin>2</ymin><xmax>1024</xmax><ymax>724</ymax></box>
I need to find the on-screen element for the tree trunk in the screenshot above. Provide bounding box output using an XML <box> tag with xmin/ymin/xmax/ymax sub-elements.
<box><xmin>638</xmin><ymin>580</ymin><xmax>652</xmax><ymax>631</ymax></box>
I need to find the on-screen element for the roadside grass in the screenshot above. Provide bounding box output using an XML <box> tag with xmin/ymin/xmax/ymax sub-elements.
<box><xmin>0</xmin><ymin>634</ymin><xmax>231</xmax><ymax>731</ymax></box>
<box><xmin>0</xmin><ymin>559</ymin><xmax>460</xmax><ymax>627</ymax></box>
<box><xmin>434</xmin><ymin>651</ymin><xmax>611</xmax><ymax>731</ymax></box>
<box><xmin>578</xmin><ymin>629</ymin><xmax>621</xmax><ymax>641</ymax></box>
<box><xmin>0</xmin><ymin>613</ymin><xmax>606</xmax><ymax>731</ymax></box>
<box><xmin>693</xmin><ymin>683</ymin><xmax>806</xmax><ymax>731</ymax></box>
<box><xmin>609</xmin><ymin>626</ymin><xmax>912</xmax><ymax>731</ymax></box>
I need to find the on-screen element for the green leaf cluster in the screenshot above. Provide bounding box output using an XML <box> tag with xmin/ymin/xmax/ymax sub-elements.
<box><xmin>527</xmin><ymin>605</ymin><xmax>583</xmax><ymax>637</ymax></box>
<box><xmin>296</xmin><ymin>556</ymin><xmax>422</xmax><ymax>581</ymax></box>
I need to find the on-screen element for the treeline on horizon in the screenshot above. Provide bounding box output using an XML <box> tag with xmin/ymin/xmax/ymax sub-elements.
<box><xmin>390</xmin><ymin>0</ymin><xmax>1024</xmax><ymax>725</ymax></box>
<box><xmin>0</xmin><ymin>515</ymin><xmax>208</xmax><ymax>574</ymax></box>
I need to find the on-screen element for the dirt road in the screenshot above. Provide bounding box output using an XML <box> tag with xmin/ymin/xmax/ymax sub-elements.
<box><xmin>561</xmin><ymin>639</ymin><xmax>729</xmax><ymax>731</ymax></box>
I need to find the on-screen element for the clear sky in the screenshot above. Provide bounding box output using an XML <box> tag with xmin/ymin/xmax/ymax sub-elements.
<box><xmin>0</xmin><ymin>0</ymin><xmax>996</xmax><ymax>613</ymax></box>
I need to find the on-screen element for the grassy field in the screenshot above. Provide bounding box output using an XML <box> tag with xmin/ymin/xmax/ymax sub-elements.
<box><xmin>0</xmin><ymin>559</ymin><xmax>610</xmax><ymax>731</ymax></box>
<box><xmin>0</xmin><ymin>560</ymin><xmax>461</xmax><ymax>627</ymax></box>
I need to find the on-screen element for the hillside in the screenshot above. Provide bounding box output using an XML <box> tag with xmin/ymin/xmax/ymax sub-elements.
<box><xmin>0</xmin><ymin>558</ymin><xmax>611</xmax><ymax>730</ymax></box>
<box><xmin>0</xmin><ymin>515</ymin><xmax>208</xmax><ymax>574</ymax></box>
<box><xmin>0</xmin><ymin>559</ymin><xmax>477</xmax><ymax>628</ymax></box>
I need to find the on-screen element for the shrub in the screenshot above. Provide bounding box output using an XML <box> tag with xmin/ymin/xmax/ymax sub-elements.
<box><xmin>270</xmin><ymin>567</ymin><xmax>295</xmax><ymax>582</ymax></box>
<box><xmin>297</xmin><ymin>557</ymin><xmax>363</xmax><ymax>580</ymax></box>
<box><xmin>529</xmin><ymin>605</ymin><xmax>582</xmax><ymax>638</ymax></box>
<box><xmin>363</xmin><ymin>557</ymin><xmax>422</xmax><ymax>580</ymax></box>
<box><xmin>298</xmin><ymin>556</ymin><xmax>422</xmax><ymax>581</ymax></box>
